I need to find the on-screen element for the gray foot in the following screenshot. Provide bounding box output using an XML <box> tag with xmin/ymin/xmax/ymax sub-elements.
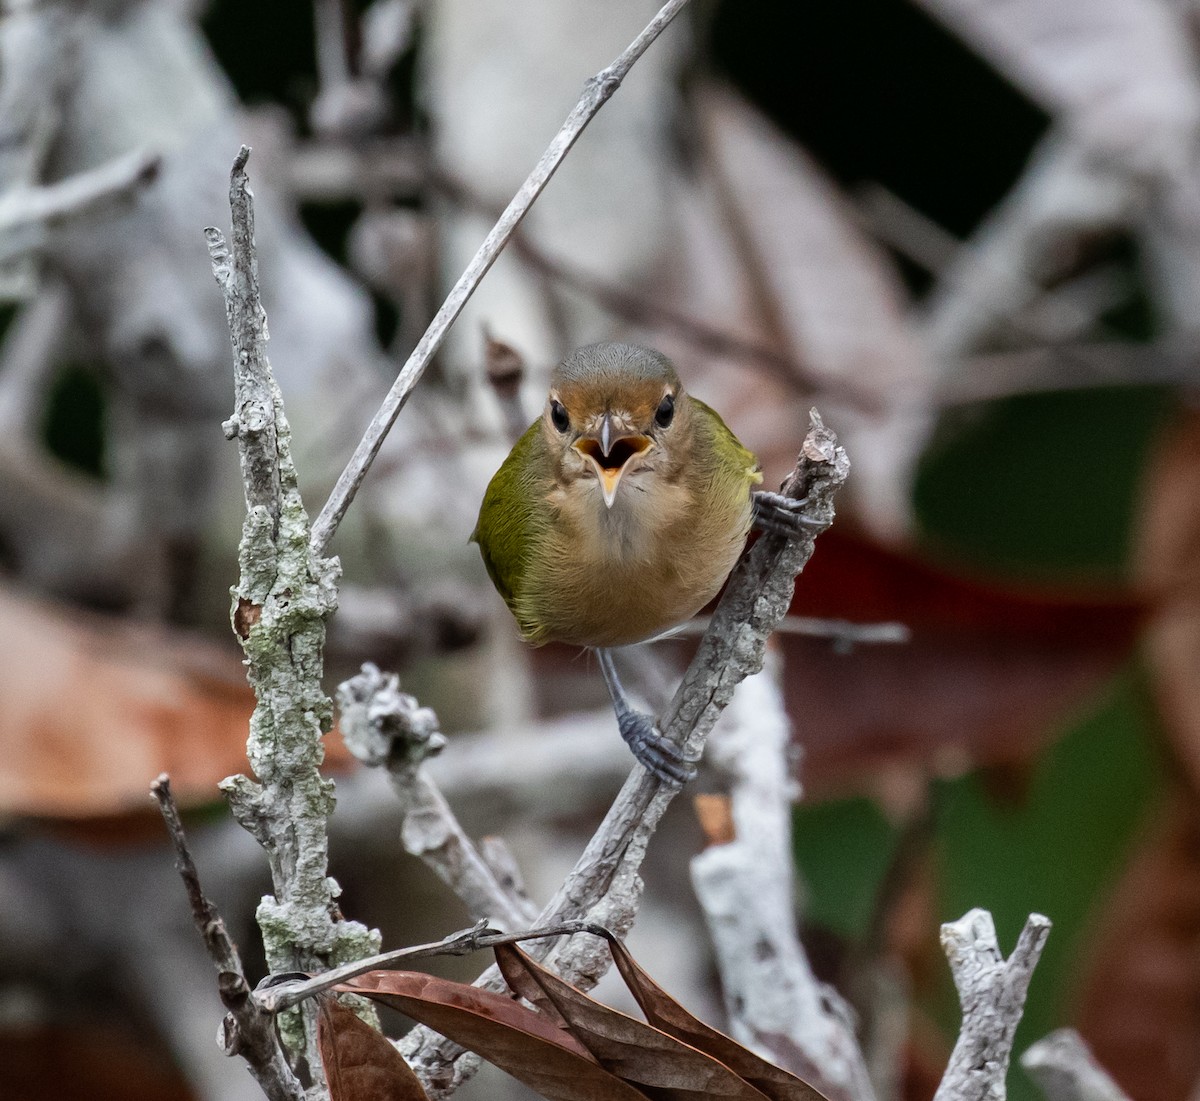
<box><xmin>617</xmin><ymin>708</ymin><xmax>694</xmax><ymax>785</ymax></box>
<box><xmin>753</xmin><ymin>490</ymin><xmax>826</xmax><ymax>539</ymax></box>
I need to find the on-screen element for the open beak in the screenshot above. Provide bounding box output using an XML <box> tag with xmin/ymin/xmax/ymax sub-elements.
<box><xmin>573</xmin><ymin>416</ymin><xmax>653</xmax><ymax>508</ymax></box>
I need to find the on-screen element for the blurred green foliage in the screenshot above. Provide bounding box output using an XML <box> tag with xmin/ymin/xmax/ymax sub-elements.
<box><xmin>793</xmin><ymin>796</ymin><xmax>899</xmax><ymax>941</ymax></box>
<box><xmin>914</xmin><ymin>386</ymin><xmax>1173</xmax><ymax>583</ymax></box>
<box><xmin>793</xmin><ymin>670</ymin><xmax>1163</xmax><ymax>1101</ymax></box>
<box><xmin>933</xmin><ymin>668</ymin><xmax>1162</xmax><ymax>1082</ymax></box>
<box><xmin>42</xmin><ymin>364</ymin><xmax>106</xmax><ymax>479</ymax></box>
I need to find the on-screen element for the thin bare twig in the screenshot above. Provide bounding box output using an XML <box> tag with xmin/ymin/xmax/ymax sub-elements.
<box><xmin>308</xmin><ymin>0</ymin><xmax>694</xmax><ymax>556</ymax></box>
<box><xmin>683</xmin><ymin>613</ymin><xmax>909</xmax><ymax>648</ymax></box>
<box><xmin>258</xmin><ymin>919</ymin><xmax>605</xmax><ymax>1013</ymax></box>
<box><xmin>150</xmin><ymin>775</ymin><xmax>304</xmax><ymax>1101</ymax></box>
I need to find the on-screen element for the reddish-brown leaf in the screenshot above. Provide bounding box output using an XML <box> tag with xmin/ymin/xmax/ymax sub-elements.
<box><xmin>494</xmin><ymin>944</ymin><xmax>775</xmax><ymax>1101</ymax></box>
<box><xmin>1074</xmin><ymin>794</ymin><xmax>1200</xmax><ymax>1101</ymax></box>
<box><xmin>0</xmin><ymin>583</ymin><xmax>354</xmax><ymax>825</ymax></box>
<box><xmin>338</xmin><ymin>971</ymin><xmax>649</xmax><ymax>1101</ymax></box>
<box><xmin>783</xmin><ymin>529</ymin><xmax>1140</xmax><ymax>798</ymax></box>
<box><xmin>1135</xmin><ymin>407</ymin><xmax>1200</xmax><ymax>792</ymax></box>
<box><xmin>603</xmin><ymin>937</ymin><xmax>831</xmax><ymax>1101</ymax></box>
<box><xmin>318</xmin><ymin>997</ymin><xmax>429</xmax><ymax>1101</ymax></box>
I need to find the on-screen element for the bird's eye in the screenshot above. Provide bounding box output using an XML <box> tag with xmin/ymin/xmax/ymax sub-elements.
<box><xmin>655</xmin><ymin>393</ymin><xmax>675</xmax><ymax>428</ymax></box>
<box><xmin>550</xmin><ymin>400</ymin><xmax>570</xmax><ymax>433</ymax></box>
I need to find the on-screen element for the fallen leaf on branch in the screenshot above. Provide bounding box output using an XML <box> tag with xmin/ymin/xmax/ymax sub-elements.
<box><xmin>318</xmin><ymin>996</ymin><xmax>429</xmax><ymax>1101</ymax></box>
<box><xmin>338</xmin><ymin>970</ymin><xmax>648</xmax><ymax>1101</ymax></box>
<box><xmin>493</xmin><ymin>943</ymin><xmax>778</xmax><ymax>1100</ymax></box>
<box><xmin>335</xmin><ymin>937</ymin><xmax>830</xmax><ymax>1101</ymax></box>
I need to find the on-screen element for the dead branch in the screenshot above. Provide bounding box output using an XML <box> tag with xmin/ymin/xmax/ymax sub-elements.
<box><xmin>934</xmin><ymin>908</ymin><xmax>1052</xmax><ymax>1101</ymax></box>
<box><xmin>1022</xmin><ymin>1029</ymin><xmax>1133</xmax><ymax>1101</ymax></box>
<box><xmin>692</xmin><ymin>652</ymin><xmax>876</xmax><ymax>1101</ymax></box>
<box><xmin>150</xmin><ymin>774</ymin><xmax>304</xmax><ymax>1101</ymax></box>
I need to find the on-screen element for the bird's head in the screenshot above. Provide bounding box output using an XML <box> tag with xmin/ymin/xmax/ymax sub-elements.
<box><xmin>543</xmin><ymin>343</ymin><xmax>686</xmax><ymax>508</ymax></box>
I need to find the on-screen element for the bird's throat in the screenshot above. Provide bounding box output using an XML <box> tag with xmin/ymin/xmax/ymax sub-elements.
<box><xmin>573</xmin><ymin>434</ymin><xmax>653</xmax><ymax>508</ymax></box>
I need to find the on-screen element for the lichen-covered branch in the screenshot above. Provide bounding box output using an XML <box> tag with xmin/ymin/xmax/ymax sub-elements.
<box><xmin>691</xmin><ymin>653</ymin><xmax>876</xmax><ymax>1101</ymax></box>
<box><xmin>398</xmin><ymin>410</ymin><xmax>848</xmax><ymax>1097</ymax></box>
<box><xmin>206</xmin><ymin>146</ymin><xmax>380</xmax><ymax>1080</ymax></box>
<box><xmin>935</xmin><ymin>908</ymin><xmax>1052</xmax><ymax>1101</ymax></box>
<box><xmin>336</xmin><ymin>663</ymin><xmax>536</xmax><ymax>930</ymax></box>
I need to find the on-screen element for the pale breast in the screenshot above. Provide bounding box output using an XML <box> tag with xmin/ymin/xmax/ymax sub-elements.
<box><xmin>527</xmin><ymin>472</ymin><xmax>752</xmax><ymax>648</ymax></box>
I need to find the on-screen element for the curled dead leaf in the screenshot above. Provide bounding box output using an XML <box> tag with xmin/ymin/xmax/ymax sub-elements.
<box><xmin>318</xmin><ymin>996</ymin><xmax>429</xmax><ymax>1101</ymax></box>
<box><xmin>335</xmin><ymin>934</ymin><xmax>831</xmax><ymax>1101</ymax></box>
<box><xmin>601</xmin><ymin>936</ymin><xmax>831</xmax><ymax>1101</ymax></box>
<box><xmin>493</xmin><ymin>942</ymin><xmax>777</xmax><ymax>1100</ymax></box>
<box><xmin>338</xmin><ymin>970</ymin><xmax>648</xmax><ymax>1101</ymax></box>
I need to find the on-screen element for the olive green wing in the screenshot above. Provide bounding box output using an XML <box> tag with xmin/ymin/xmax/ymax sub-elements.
<box><xmin>471</xmin><ymin>422</ymin><xmax>551</xmax><ymax>636</ymax></box>
<box><xmin>689</xmin><ymin>397</ymin><xmax>763</xmax><ymax>490</ymax></box>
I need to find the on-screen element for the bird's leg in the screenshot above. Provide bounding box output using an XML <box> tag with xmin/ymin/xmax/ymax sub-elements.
<box><xmin>596</xmin><ymin>648</ymin><xmax>694</xmax><ymax>785</ymax></box>
<box><xmin>752</xmin><ymin>489</ymin><xmax>827</xmax><ymax>540</ymax></box>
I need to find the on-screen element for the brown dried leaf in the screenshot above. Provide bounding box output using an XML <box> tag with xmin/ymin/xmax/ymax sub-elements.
<box><xmin>693</xmin><ymin>793</ymin><xmax>736</xmax><ymax>847</ymax></box>
<box><xmin>338</xmin><ymin>971</ymin><xmax>649</xmax><ymax>1101</ymax></box>
<box><xmin>494</xmin><ymin>944</ymin><xmax>777</xmax><ymax>1101</ymax></box>
<box><xmin>1074</xmin><ymin>794</ymin><xmax>1200</xmax><ymax>1101</ymax></box>
<box><xmin>318</xmin><ymin>997</ymin><xmax>428</xmax><ymax>1101</ymax></box>
<box><xmin>782</xmin><ymin>530</ymin><xmax>1139</xmax><ymax>799</ymax></box>
<box><xmin>0</xmin><ymin>583</ymin><xmax>354</xmax><ymax>823</ymax></box>
<box><xmin>602</xmin><ymin>938</ymin><xmax>831</xmax><ymax>1101</ymax></box>
<box><xmin>0</xmin><ymin>585</ymin><xmax>252</xmax><ymax>820</ymax></box>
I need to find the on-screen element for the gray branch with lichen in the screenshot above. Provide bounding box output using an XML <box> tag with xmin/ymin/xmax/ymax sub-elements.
<box><xmin>206</xmin><ymin>146</ymin><xmax>380</xmax><ymax>1083</ymax></box>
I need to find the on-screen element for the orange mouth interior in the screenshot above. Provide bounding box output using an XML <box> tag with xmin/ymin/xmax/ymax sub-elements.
<box><xmin>574</xmin><ymin>434</ymin><xmax>653</xmax><ymax>472</ymax></box>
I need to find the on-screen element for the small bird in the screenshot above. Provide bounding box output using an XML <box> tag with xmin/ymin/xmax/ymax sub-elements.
<box><xmin>472</xmin><ymin>342</ymin><xmax>811</xmax><ymax>782</ymax></box>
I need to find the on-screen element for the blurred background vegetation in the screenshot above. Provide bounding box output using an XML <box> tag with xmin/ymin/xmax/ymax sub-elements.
<box><xmin>2</xmin><ymin>1</ymin><xmax>1197</xmax><ymax>1100</ymax></box>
